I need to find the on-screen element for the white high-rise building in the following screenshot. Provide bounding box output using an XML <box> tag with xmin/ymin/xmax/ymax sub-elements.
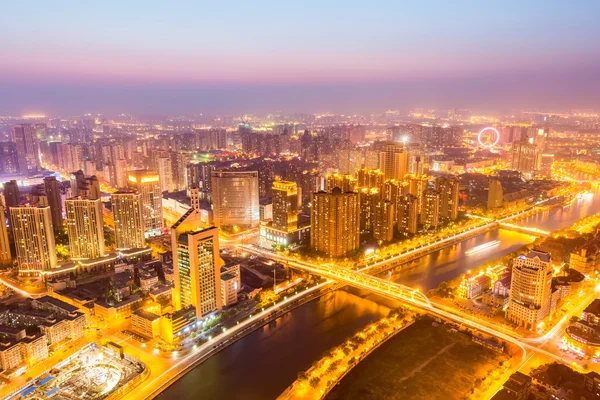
<box><xmin>507</xmin><ymin>250</ymin><xmax>553</xmax><ymax>330</ymax></box>
<box><xmin>172</xmin><ymin>210</ymin><xmax>222</xmax><ymax>319</ymax></box>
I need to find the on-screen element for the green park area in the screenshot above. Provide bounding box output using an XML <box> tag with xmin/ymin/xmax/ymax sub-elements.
<box><xmin>326</xmin><ymin>317</ymin><xmax>510</xmax><ymax>400</ymax></box>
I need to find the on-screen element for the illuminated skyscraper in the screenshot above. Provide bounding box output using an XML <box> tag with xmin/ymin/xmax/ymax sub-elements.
<box><xmin>70</xmin><ymin>170</ymin><xmax>86</xmax><ymax>197</ymax></box>
<box><xmin>13</xmin><ymin>124</ymin><xmax>40</xmax><ymax>173</ymax></box>
<box><xmin>359</xmin><ymin>188</ymin><xmax>380</xmax><ymax>233</ymax></box>
<box><xmin>2</xmin><ymin>180</ymin><xmax>20</xmax><ymax>209</ymax></box>
<box><xmin>373</xmin><ymin>200</ymin><xmax>395</xmax><ymax>242</ymax></box>
<box><xmin>397</xmin><ymin>194</ymin><xmax>418</xmax><ymax>236</ymax></box>
<box><xmin>156</xmin><ymin>155</ymin><xmax>173</xmax><ymax>193</ymax></box>
<box><xmin>10</xmin><ymin>204</ymin><xmax>57</xmax><ymax>276</ymax></box>
<box><xmin>272</xmin><ymin>181</ymin><xmax>298</xmax><ymax>232</ymax></box>
<box><xmin>0</xmin><ymin>142</ymin><xmax>19</xmax><ymax>174</ymax></box>
<box><xmin>43</xmin><ymin>176</ymin><xmax>63</xmax><ymax>232</ymax></box>
<box><xmin>65</xmin><ymin>197</ymin><xmax>105</xmax><ymax>260</ymax></box>
<box><xmin>435</xmin><ymin>175</ymin><xmax>460</xmax><ymax>221</ymax></box>
<box><xmin>376</xmin><ymin>141</ymin><xmax>409</xmax><ymax>181</ymax></box>
<box><xmin>487</xmin><ymin>177</ymin><xmax>503</xmax><ymax>209</ymax></box>
<box><xmin>507</xmin><ymin>250</ymin><xmax>552</xmax><ymax>330</ymax></box>
<box><xmin>325</xmin><ymin>173</ymin><xmax>357</xmax><ymax>193</ymax></box>
<box><xmin>421</xmin><ymin>189</ymin><xmax>440</xmax><ymax>228</ymax></box>
<box><xmin>406</xmin><ymin>175</ymin><xmax>429</xmax><ymax>213</ymax></box>
<box><xmin>0</xmin><ymin>202</ymin><xmax>10</xmax><ymax>266</ymax></box>
<box><xmin>172</xmin><ymin>211</ymin><xmax>222</xmax><ymax>319</ymax></box>
<box><xmin>357</xmin><ymin>169</ymin><xmax>384</xmax><ymax>190</ymax></box>
<box><xmin>310</xmin><ymin>188</ymin><xmax>359</xmax><ymax>257</ymax></box>
<box><xmin>211</xmin><ymin>171</ymin><xmax>260</xmax><ymax>230</ymax></box>
<box><xmin>111</xmin><ymin>191</ymin><xmax>146</xmax><ymax>250</ymax></box>
<box><xmin>128</xmin><ymin>170</ymin><xmax>163</xmax><ymax>237</ymax></box>
<box><xmin>511</xmin><ymin>138</ymin><xmax>541</xmax><ymax>177</ymax></box>
<box><xmin>336</xmin><ymin>149</ymin><xmax>362</xmax><ymax>175</ymax></box>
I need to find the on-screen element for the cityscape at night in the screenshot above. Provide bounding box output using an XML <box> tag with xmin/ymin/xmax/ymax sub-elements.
<box><xmin>2</xmin><ymin>2</ymin><xmax>600</xmax><ymax>400</ymax></box>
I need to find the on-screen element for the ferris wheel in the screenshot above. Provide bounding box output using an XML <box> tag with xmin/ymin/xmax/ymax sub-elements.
<box><xmin>478</xmin><ymin>127</ymin><xmax>500</xmax><ymax>149</ymax></box>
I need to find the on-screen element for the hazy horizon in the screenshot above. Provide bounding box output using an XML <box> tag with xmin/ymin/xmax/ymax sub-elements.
<box><xmin>2</xmin><ymin>1</ymin><xmax>600</xmax><ymax>115</ymax></box>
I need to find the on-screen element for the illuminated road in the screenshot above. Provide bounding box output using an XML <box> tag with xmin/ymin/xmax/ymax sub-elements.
<box><xmin>239</xmin><ymin>245</ymin><xmax>582</xmax><ymax>367</ymax></box>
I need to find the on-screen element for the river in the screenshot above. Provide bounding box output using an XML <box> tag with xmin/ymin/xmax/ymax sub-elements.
<box><xmin>161</xmin><ymin>186</ymin><xmax>600</xmax><ymax>400</ymax></box>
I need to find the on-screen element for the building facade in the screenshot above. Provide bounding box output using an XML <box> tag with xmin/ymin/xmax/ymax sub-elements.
<box><xmin>65</xmin><ymin>197</ymin><xmax>105</xmax><ymax>260</ymax></box>
<box><xmin>10</xmin><ymin>205</ymin><xmax>57</xmax><ymax>276</ymax></box>
<box><xmin>128</xmin><ymin>170</ymin><xmax>163</xmax><ymax>237</ymax></box>
<box><xmin>111</xmin><ymin>191</ymin><xmax>146</xmax><ymax>250</ymax></box>
<box><xmin>310</xmin><ymin>188</ymin><xmax>360</xmax><ymax>257</ymax></box>
<box><xmin>172</xmin><ymin>213</ymin><xmax>222</xmax><ymax>319</ymax></box>
<box><xmin>507</xmin><ymin>250</ymin><xmax>553</xmax><ymax>330</ymax></box>
<box><xmin>211</xmin><ymin>171</ymin><xmax>260</xmax><ymax>230</ymax></box>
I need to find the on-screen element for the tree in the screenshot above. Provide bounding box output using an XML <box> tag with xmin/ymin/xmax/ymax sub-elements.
<box><xmin>322</xmin><ymin>349</ymin><xmax>333</xmax><ymax>359</ymax></box>
<box><xmin>297</xmin><ymin>371</ymin><xmax>308</xmax><ymax>381</ymax></box>
<box><xmin>309</xmin><ymin>377</ymin><xmax>320</xmax><ymax>388</ymax></box>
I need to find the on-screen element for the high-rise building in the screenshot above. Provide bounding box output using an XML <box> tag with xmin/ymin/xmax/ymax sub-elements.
<box><xmin>487</xmin><ymin>177</ymin><xmax>504</xmax><ymax>209</ymax></box>
<box><xmin>171</xmin><ymin>211</ymin><xmax>222</xmax><ymax>319</ymax></box>
<box><xmin>0</xmin><ymin>202</ymin><xmax>10</xmax><ymax>266</ymax></box>
<box><xmin>325</xmin><ymin>173</ymin><xmax>357</xmax><ymax>193</ymax></box>
<box><xmin>397</xmin><ymin>194</ymin><xmax>418</xmax><ymax>236</ymax></box>
<box><xmin>79</xmin><ymin>175</ymin><xmax>101</xmax><ymax>200</ymax></box>
<box><xmin>156</xmin><ymin>156</ymin><xmax>173</xmax><ymax>193</ymax></box>
<box><xmin>189</xmin><ymin>186</ymin><xmax>201</xmax><ymax>212</ymax></box>
<box><xmin>110</xmin><ymin>191</ymin><xmax>146</xmax><ymax>250</ymax></box>
<box><xmin>13</xmin><ymin>124</ymin><xmax>40</xmax><ymax>173</ymax></box>
<box><xmin>337</xmin><ymin>149</ymin><xmax>362</xmax><ymax>175</ymax></box>
<box><xmin>70</xmin><ymin>170</ymin><xmax>86</xmax><ymax>197</ymax></box>
<box><xmin>364</xmin><ymin>149</ymin><xmax>379</xmax><ymax>170</ymax></box>
<box><xmin>2</xmin><ymin>180</ymin><xmax>20</xmax><ymax>209</ymax></box>
<box><xmin>211</xmin><ymin>171</ymin><xmax>260</xmax><ymax>230</ymax></box>
<box><xmin>511</xmin><ymin>138</ymin><xmax>541</xmax><ymax>177</ymax></box>
<box><xmin>376</xmin><ymin>141</ymin><xmax>409</xmax><ymax>181</ymax></box>
<box><xmin>421</xmin><ymin>189</ymin><xmax>440</xmax><ymax>228</ymax></box>
<box><xmin>406</xmin><ymin>175</ymin><xmax>429</xmax><ymax>212</ymax></box>
<box><xmin>357</xmin><ymin>169</ymin><xmax>384</xmax><ymax>190</ymax></box>
<box><xmin>43</xmin><ymin>176</ymin><xmax>63</xmax><ymax>232</ymax></box>
<box><xmin>435</xmin><ymin>175</ymin><xmax>460</xmax><ymax>221</ymax></box>
<box><xmin>359</xmin><ymin>188</ymin><xmax>380</xmax><ymax>233</ymax></box>
<box><xmin>0</xmin><ymin>142</ymin><xmax>19</xmax><ymax>174</ymax></box>
<box><xmin>128</xmin><ymin>170</ymin><xmax>163</xmax><ymax>237</ymax></box>
<box><xmin>272</xmin><ymin>181</ymin><xmax>298</xmax><ymax>232</ymax></box>
<box><xmin>373</xmin><ymin>200</ymin><xmax>395</xmax><ymax>242</ymax></box>
<box><xmin>408</xmin><ymin>146</ymin><xmax>428</xmax><ymax>175</ymax></box>
<box><xmin>10</xmin><ymin>205</ymin><xmax>57</xmax><ymax>276</ymax></box>
<box><xmin>65</xmin><ymin>197</ymin><xmax>105</xmax><ymax>260</ymax></box>
<box><xmin>310</xmin><ymin>188</ymin><xmax>360</xmax><ymax>257</ymax></box>
<box><xmin>507</xmin><ymin>250</ymin><xmax>553</xmax><ymax>330</ymax></box>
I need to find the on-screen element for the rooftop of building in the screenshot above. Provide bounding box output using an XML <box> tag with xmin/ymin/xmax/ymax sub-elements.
<box><xmin>504</xmin><ymin>371</ymin><xmax>532</xmax><ymax>390</ymax></box>
<box><xmin>132</xmin><ymin>309</ymin><xmax>160</xmax><ymax>321</ymax></box>
<box><xmin>584</xmin><ymin>299</ymin><xmax>600</xmax><ymax>318</ymax></box>
<box><xmin>34</xmin><ymin>295</ymin><xmax>79</xmax><ymax>314</ymax></box>
<box><xmin>519</xmin><ymin>249</ymin><xmax>551</xmax><ymax>263</ymax></box>
<box><xmin>95</xmin><ymin>293</ymin><xmax>143</xmax><ymax>309</ymax></box>
<box><xmin>118</xmin><ymin>247</ymin><xmax>152</xmax><ymax>257</ymax></box>
<box><xmin>221</xmin><ymin>273</ymin><xmax>236</xmax><ymax>281</ymax></box>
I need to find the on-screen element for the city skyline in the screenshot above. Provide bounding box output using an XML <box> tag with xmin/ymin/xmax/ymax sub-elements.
<box><xmin>2</xmin><ymin>1</ymin><xmax>600</xmax><ymax>115</ymax></box>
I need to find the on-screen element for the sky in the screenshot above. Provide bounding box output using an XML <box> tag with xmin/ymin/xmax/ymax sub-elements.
<box><xmin>1</xmin><ymin>1</ymin><xmax>599</xmax><ymax>116</ymax></box>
